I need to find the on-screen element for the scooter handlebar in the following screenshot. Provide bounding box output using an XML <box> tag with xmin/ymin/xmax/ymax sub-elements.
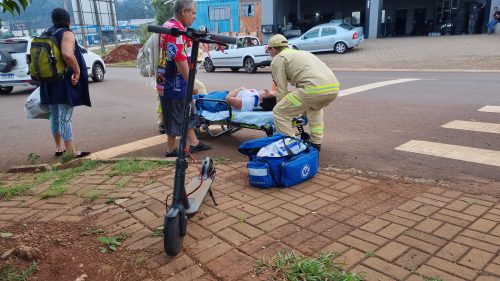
<box><xmin>207</xmin><ymin>34</ymin><xmax>237</xmax><ymax>45</ymax></box>
<box><xmin>147</xmin><ymin>24</ymin><xmax>237</xmax><ymax>45</ymax></box>
<box><xmin>147</xmin><ymin>25</ymin><xmax>182</xmax><ymax>36</ymax></box>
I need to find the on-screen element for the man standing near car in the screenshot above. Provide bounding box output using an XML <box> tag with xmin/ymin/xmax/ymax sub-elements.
<box><xmin>156</xmin><ymin>0</ymin><xmax>210</xmax><ymax>157</ymax></box>
<box><xmin>266</xmin><ymin>34</ymin><xmax>340</xmax><ymax>151</ymax></box>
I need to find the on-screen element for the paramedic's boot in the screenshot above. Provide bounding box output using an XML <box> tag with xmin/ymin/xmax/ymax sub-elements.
<box><xmin>311</xmin><ymin>143</ymin><xmax>321</xmax><ymax>151</ymax></box>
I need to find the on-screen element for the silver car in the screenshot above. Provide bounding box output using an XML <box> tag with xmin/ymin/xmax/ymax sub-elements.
<box><xmin>288</xmin><ymin>21</ymin><xmax>364</xmax><ymax>54</ymax></box>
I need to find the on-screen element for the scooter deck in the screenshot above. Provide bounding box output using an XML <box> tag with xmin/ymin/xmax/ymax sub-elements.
<box><xmin>185</xmin><ymin>177</ymin><xmax>214</xmax><ymax>214</ymax></box>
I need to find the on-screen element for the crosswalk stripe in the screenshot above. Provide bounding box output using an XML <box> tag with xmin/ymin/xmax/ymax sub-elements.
<box><xmin>91</xmin><ymin>135</ymin><xmax>167</xmax><ymax>160</ymax></box>
<box><xmin>442</xmin><ymin>120</ymin><xmax>500</xmax><ymax>134</ymax></box>
<box><xmin>395</xmin><ymin>140</ymin><xmax>500</xmax><ymax>167</ymax></box>
<box><xmin>339</xmin><ymin>78</ymin><xmax>420</xmax><ymax>97</ymax></box>
<box><xmin>478</xmin><ymin>105</ymin><xmax>500</xmax><ymax>113</ymax></box>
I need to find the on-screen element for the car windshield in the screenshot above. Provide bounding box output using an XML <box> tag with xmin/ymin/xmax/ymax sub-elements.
<box><xmin>0</xmin><ymin>41</ymin><xmax>28</xmax><ymax>53</ymax></box>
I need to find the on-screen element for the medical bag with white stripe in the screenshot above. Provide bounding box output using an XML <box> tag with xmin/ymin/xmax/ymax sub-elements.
<box><xmin>238</xmin><ymin>134</ymin><xmax>319</xmax><ymax>188</ymax></box>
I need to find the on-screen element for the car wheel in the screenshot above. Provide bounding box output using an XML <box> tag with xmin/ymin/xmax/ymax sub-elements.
<box><xmin>292</xmin><ymin>45</ymin><xmax>298</xmax><ymax>50</ymax></box>
<box><xmin>92</xmin><ymin>63</ymin><xmax>105</xmax><ymax>82</ymax></box>
<box><xmin>0</xmin><ymin>86</ymin><xmax>13</xmax><ymax>95</ymax></box>
<box><xmin>230</xmin><ymin>67</ymin><xmax>239</xmax><ymax>72</ymax></box>
<box><xmin>334</xmin><ymin>42</ymin><xmax>347</xmax><ymax>54</ymax></box>
<box><xmin>244</xmin><ymin>57</ymin><xmax>257</xmax><ymax>73</ymax></box>
<box><xmin>204</xmin><ymin>58</ymin><xmax>215</xmax><ymax>72</ymax></box>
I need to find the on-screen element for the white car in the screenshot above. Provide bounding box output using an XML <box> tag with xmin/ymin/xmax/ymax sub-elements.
<box><xmin>0</xmin><ymin>37</ymin><xmax>106</xmax><ymax>95</ymax></box>
<box><xmin>203</xmin><ymin>36</ymin><xmax>271</xmax><ymax>73</ymax></box>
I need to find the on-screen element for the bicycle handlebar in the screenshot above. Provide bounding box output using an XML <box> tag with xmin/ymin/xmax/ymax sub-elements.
<box><xmin>147</xmin><ymin>24</ymin><xmax>237</xmax><ymax>45</ymax></box>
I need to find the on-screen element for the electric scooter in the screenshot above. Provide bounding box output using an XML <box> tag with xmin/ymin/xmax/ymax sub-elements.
<box><xmin>147</xmin><ymin>25</ymin><xmax>236</xmax><ymax>256</ymax></box>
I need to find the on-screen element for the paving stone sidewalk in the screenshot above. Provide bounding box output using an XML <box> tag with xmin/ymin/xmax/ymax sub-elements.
<box><xmin>1</xmin><ymin>163</ymin><xmax>499</xmax><ymax>281</ymax></box>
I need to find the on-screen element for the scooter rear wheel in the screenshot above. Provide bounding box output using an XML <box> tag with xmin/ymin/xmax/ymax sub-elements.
<box><xmin>164</xmin><ymin>213</ymin><xmax>184</xmax><ymax>256</ymax></box>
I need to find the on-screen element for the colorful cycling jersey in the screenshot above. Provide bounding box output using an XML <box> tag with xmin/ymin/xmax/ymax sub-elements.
<box><xmin>156</xmin><ymin>18</ymin><xmax>192</xmax><ymax>99</ymax></box>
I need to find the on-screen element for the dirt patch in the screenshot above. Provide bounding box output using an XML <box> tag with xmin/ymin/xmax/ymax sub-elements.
<box><xmin>0</xmin><ymin>219</ymin><xmax>161</xmax><ymax>281</ymax></box>
<box><xmin>103</xmin><ymin>44</ymin><xmax>142</xmax><ymax>63</ymax></box>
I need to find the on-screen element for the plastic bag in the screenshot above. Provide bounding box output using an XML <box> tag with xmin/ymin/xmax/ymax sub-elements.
<box><xmin>24</xmin><ymin>87</ymin><xmax>50</xmax><ymax>119</ymax></box>
<box><xmin>256</xmin><ymin>137</ymin><xmax>307</xmax><ymax>157</ymax></box>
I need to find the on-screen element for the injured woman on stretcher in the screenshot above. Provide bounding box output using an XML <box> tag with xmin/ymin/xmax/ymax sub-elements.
<box><xmin>193</xmin><ymin>87</ymin><xmax>307</xmax><ymax>138</ymax></box>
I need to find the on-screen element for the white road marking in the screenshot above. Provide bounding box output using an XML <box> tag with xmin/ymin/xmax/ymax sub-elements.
<box><xmin>442</xmin><ymin>120</ymin><xmax>500</xmax><ymax>134</ymax></box>
<box><xmin>339</xmin><ymin>78</ymin><xmax>420</xmax><ymax>97</ymax></box>
<box><xmin>395</xmin><ymin>140</ymin><xmax>500</xmax><ymax>167</ymax></box>
<box><xmin>90</xmin><ymin>135</ymin><xmax>167</xmax><ymax>160</ymax></box>
<box><xmin>478</xmin><ymin>105</ymin><xmax>500</xmax><ymax>113</ymax></box>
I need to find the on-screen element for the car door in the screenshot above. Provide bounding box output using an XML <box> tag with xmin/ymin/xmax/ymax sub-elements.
<box><xmin>80</xmin><ymin>46</ymin><xmax>93</xmax><ymax>76</ymax></box>
<box><xmin>299</xmin><ymin>28</ymin><xmax>320</xmax><ymax>51</ymax></box>
<box><xmin>318</xmin><ymin>26</ymin><xmax>337</xmax><ymax>51</ymax></box>
<box><xmin>228</xmin><ymin>37</ymin><xmax>246</xmax><ymax>66</ymax></box>
<box><xmin>210</xmin><ymin>45</ymin><xmax>230</xmax><ymax>67</ymax></box>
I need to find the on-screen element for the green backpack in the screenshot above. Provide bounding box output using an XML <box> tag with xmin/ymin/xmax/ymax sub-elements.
<box><xmin>28</xmin><ymin>28</ymin><xmax>67</xmax><ymax>82</ymax></box>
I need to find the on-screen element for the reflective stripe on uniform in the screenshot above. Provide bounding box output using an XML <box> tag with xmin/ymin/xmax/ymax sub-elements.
<box><xmin>310</xmin><ymin>125</ymin><xmax>324</xmax><ymax>134</ymax></box>
<box><xmin>304</xmin><ymin>83</ymin><xmax>340</xmax><ymax>94</ymax></box>
<box><xmin>285</xmin><ymin>93</ymin><xmax>302</xmax><ymax>106</ymax></box>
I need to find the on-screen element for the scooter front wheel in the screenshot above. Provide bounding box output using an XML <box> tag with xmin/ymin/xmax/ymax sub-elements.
<box><xmin>164</xmin><ymin>213</ymin><xmax>184</xmax><ymax>256</ymax></box>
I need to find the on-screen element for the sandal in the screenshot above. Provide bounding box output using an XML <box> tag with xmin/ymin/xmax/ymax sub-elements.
<box><xmin>164</xmin><ymin>151</ymin><xmax>178</xmax><ymax>157</ymax></box>
<box><xmin>75</xmin><ymin>151</ymin><xmax>91</xmax><ymax>158</ymax></box>
<box><xmin>54</xmin><ymin>150</ymin><xmax>66</xmax><ymax>157</ymax></box>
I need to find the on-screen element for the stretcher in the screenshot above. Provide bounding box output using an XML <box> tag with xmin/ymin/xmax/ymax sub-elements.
<box><xmin>194</xmin><ymin>98</ymin><xmax>308</xmax><ymax>138</ymax></box>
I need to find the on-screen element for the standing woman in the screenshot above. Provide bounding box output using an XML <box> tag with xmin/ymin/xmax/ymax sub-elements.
<box><xmin>39</xmin><ymin>8</ymin><xmax>91</xmax><ymax>158</ymax></box>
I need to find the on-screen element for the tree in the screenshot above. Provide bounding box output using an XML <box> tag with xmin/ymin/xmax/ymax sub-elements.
<box><xmin>151</xmin><ymin>0</ymin><xmax>173</xmax><ymax>24</ymax></box>
<box><xmin>1</xmin><ymin>0</ymin><xmax>30</xmax><ymax>15</ymax></box>
<box><xmin>115</xmin><ymin>0</ymin><xmax>154</xmax><ymax>21</ymax></box>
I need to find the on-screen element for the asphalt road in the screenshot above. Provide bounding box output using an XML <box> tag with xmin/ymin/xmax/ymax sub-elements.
<box><xmin>1</xmin><ymin>67</ymin><xmax>498</xmax><ymax>187</ymax></box>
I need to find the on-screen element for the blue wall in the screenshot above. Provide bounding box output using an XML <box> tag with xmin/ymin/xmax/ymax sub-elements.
<box><xmin>193</xmin><ymin>0</ymin><xmax>240</xmax><ymax>33</ymax></box>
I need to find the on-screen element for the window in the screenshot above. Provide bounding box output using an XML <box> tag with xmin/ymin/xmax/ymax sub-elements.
<box><xmin>209</xmin><ymin>6</ymin><xmax>230</xmax><ymax>21</ymax></box>
<box><xmin>241</xmin><ymin>4</ymin><xmax>255</xmax><ymax>17</ymax></box>
<box><xmin>0</xmin><ymin>41</ymin><xmax>28</xmax><ymax>53</ymax></box>
<box><xmin>304</xmin><ymin>28</ymin><xmax>319</xmax><ymax>39</ymax></box>
<box><xmin>321</xmin><ymin>27</ymin><xmax>336</xmax><ymax>36</ymax></box>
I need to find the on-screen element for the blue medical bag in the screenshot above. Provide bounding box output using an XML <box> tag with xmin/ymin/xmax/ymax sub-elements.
<box><xmin>238</xmin><ymin>134</ymin><xmax>319</xmax><ymax>188</ymax></box>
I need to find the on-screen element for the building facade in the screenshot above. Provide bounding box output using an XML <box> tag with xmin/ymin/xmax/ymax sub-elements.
<box><xmin>192</xmin><ymin>0</ymin><xmax>499</xmax><ymax>43</ymax></box>
<box><xmin>262</xmin><ymin>0</ymin><xmax>497</xmax><ymax>41</ymax></box>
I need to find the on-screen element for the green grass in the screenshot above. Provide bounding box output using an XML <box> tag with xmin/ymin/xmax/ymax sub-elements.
<box><xmin>256</xmin><ymin>252</ymin><xmax>364</xmax><ymax>281</ymax></box>
<box><xmin>0</xmin><ymin>261</ymin><xmax>38</xmax><ymax>281</ymax></box>
<box><xmin>426</xmin><ymin>276</ymin><xmax>444</xmax><ymax>281</ymax></box>
<box><xmin>143</xmin><ymin>178</ymin><xmax>157</xmax><ymax>186</ymax></box>
<box><xmin>115</xmin><ymin>178</ymin><xmax>128</xmax><ymax>189</ymax></box>
<box><xmin>150</xmin><ymin>227</ymin><xmax>163</xmax><ymax>237</ymax></box>
<box><xmin>40</xmin><ymin>160</ymin><xmax>100</xmax><ymax>199</ymax></box>
<box><xmin>0</xmin><ymin>183</ymin><xmax>33</xmax><ymax>200</ymax></box>
<box><xmin>109</xmin><ymin>159</ymin><xmax>173</xmax><ymax>177</ymax></box>
<box><xmin>105</xmin><ymin>196</ymin><xmax>116</xmax><ymax>205</ymax></box>
<box><xmin>97</xmin><ymin>232</ymin><xmax>128</xmax><ymax>253</ymax></box>
<box><xmin>84</xmin><ymin>190</ymin><xmax>101</xmax><ymax>202</ymax></box>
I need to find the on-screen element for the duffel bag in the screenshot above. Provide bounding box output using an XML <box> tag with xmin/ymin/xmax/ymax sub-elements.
<box><xmin>239</xmin><ymin>134</ymin><xmax>318</xmax><ymax>188</ymax></box>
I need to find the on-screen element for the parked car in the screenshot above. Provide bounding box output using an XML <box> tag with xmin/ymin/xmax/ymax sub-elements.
<box><xmin>288</xmin><ymin>21</ymin><xmax>364</xmax><ymax>54</ymax></box>
<box><xmin>203</xmin><ymin>36</ymin><xmax>271</xmax><ymax>73</ymax></box>
<box><xmin>0</xmin><ymin>37</ymin><xmax>106</xmax><ymax>95</ymax></box>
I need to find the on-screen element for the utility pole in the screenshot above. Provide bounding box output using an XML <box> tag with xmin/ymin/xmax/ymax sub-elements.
<box><xmin>92</xmin><ymin>0</ymin><xmax>106</xmax><ymax>54</ymax></box>
<box><xmin>63</xmin><ymin>0</ymin><xmax>68</xmax><ymax>10</ymax></box>
<box><xmin>76</xmin><ymin>0</ymin><xmax>87</xmax><ymax>48</ymax></box>
<box><xmin>108</xmin><ymin>0</ymin><xmax>118</xmax><ymax>47</ymax></box>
